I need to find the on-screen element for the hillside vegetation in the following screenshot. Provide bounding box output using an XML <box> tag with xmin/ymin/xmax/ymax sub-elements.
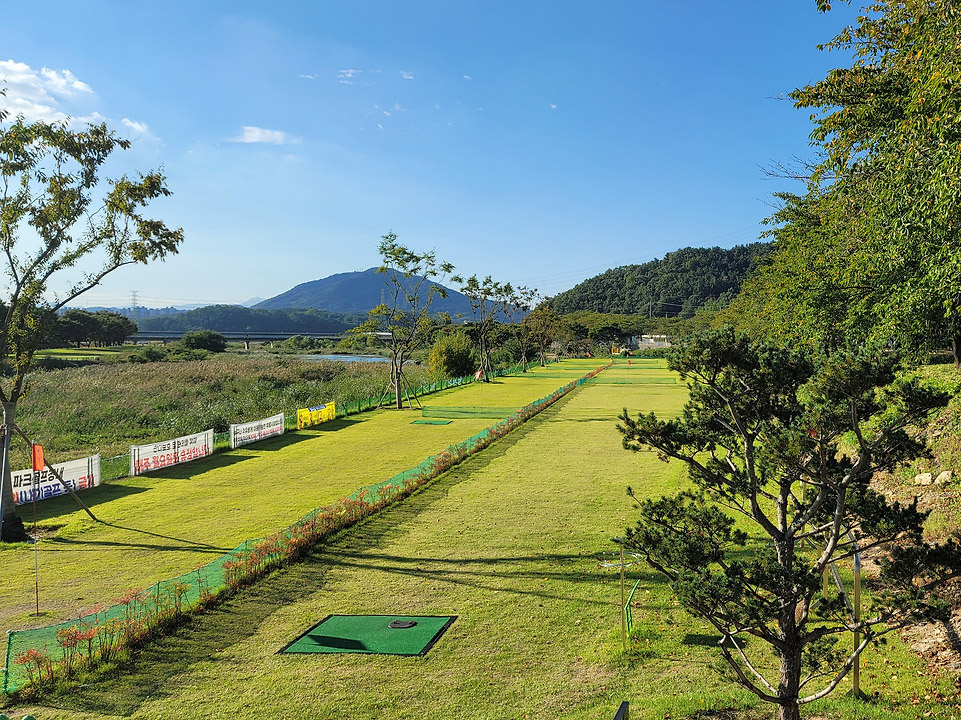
<box><xmin>135</xmin><ymin>305</ymin><xmax>365</xmax><ymax>334</ymax></box>
<box><xmin>550</xmin><ymin>243</ymin><xmax>770</xmax><ymax>317</ymax></box>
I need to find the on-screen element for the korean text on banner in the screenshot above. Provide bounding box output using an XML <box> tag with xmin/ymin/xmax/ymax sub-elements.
<box><xmin>296</xmin><ymin>402</ymin><xmax>336</xmax><ymax>429</ymax></box>
<box><xmin>230</xmin><ymin>413</ymin><xmax>285</xmax><ymax>449</ymax></box>
<box><xmin>12</xmin><ymin>455</ymin><xmax>101</xmax><ymax>505</ymax></box>
<box><xmin>129</xmin><ymin>429</ymin><xmax>214</xmax><ymax>476</ymax></box>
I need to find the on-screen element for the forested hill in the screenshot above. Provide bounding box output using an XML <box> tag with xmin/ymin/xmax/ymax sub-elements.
<box><xmin>255</xmin><ymin>267</ymin><xmax>473</xmax><ymax>317</ymax></box>
<box><xmin>135</xmin><ymin>305</ymin><xmax>366</xmax><ymax>333</ymax></box>
<box><xmin>549</xmin><ymin>243</ymin><xmax>770</xmax><ymax>316</ymax></box>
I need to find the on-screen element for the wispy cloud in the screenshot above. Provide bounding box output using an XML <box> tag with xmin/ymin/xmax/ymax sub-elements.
<box><xmin>400</xmin><ymin>71</ymin><xmax>414</xmax><ymax>80</ymax></box>
<box><xmin>298</xmin><ymin>73</ymin><xmax>317</xmax><ymax>80</ymax></box>
<box><xmin>550</xmin><ymin>103</ymin><xmax>557</xmax><ymax>110</ymax></box>
<box><xmin>230</xmin><ymin>126</ymin><xmax>300</xmax><ymax>145</ymax></box>
<box><xmin>393</xmin><ymin>102</ymin><xmax>406</xmax><ymax>112</ymax></box>
<box><xmin>0</xmin><ymin>59</ymin><xmax>98</xmax><ymax>123</ymax></box>
<box><xmin>121</xmin><ymin>117</ymin><xmax>149</xmax><ymax>134</ymax></box>
<box><xmin>337</xmin><ymin>69</ymin><xmax>361</xmax><ymax>84</ymax></box>
<box><xmin>463</xmin><ymin>74</ymin><xmax>471</xmax><ymax>80</ymax></box>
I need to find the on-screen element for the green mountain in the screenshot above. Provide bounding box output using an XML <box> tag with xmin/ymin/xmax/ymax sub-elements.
<box><xmin>549</xmin><ymin>243</ymin><xmax>771</xmax><ymax>317</ymax></box>
<box><xmin>254</xmin><ymin>267</ymin><xmax>473</xmax><ymax>317</ymax></box>
<box><xmin>135</xmin><ymin>305</ymin><xmax>365</xmax><ymax>333</ymax></box>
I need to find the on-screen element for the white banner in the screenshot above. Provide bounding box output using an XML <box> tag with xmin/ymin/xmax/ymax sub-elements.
<box><xmin>230</xmin><ymin>413</ymin><xmax>285</xmax><ymax>449</ymax></box>
<box><xmin>130</xmin><ymin>429</ymin><xmax>214</xmax><ymax>476</ymax></box>
<box><xmin>12</xmin><ymin>455</ymin><xmax>101</xmax><ymax>506</ymax></box>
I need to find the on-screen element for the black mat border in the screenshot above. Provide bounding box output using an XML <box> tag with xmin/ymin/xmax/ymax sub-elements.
<box><xmin>276</xmin><ymin>614</ymin><xmax>458</xmax><ymax>657</ymax></box>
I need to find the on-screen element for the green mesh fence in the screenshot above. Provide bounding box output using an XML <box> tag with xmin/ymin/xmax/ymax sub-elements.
<box><xmin>420</xmin><ymin>406</ymin><xmax>522</xmax><ymax>419</ymax></box>
<box><xmin>94</xmin><ymin>370</ymin><xmax>520</xmax><ymax>482</ymax></box>
<box><xmin>2</xmin><ymin>361</ymin><xmax>603</xmax><ymax>695</ymax></box>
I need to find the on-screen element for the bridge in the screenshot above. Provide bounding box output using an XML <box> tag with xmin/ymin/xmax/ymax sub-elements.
<box><xmin>131</xmin><ymin>330</ymin><xmax>392</xmax><ymax>343</ymax></box>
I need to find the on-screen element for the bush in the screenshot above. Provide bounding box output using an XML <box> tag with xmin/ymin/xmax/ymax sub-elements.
<box><xmin>428</xmin><ymin>332</ymin><xmax>476</xmax><ymax>379</ymax></box>
<box><xmin>127</xmin><ymin>346</ymin><xmax>168</xmax><ymax>363</ymax></box>
<box><xmin>181</xmin><ymin>330</ymin><xmax>227</xmax><ymax>352</ymax></box>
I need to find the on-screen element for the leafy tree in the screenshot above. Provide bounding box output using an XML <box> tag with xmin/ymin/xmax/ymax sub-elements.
<box><xmin>351</xmin><ymin>233</ymin><xmax>453</xmax><ymax>409</ymax></box>
<box><xmin>523</xmin><ymin>304</ymin><xmax>563</xmax><ymax>365</ymax></box>
<box><xmin>617</xmin><ymin>328</ymin><xmax>960</xmax><ymax>720</ymax></box>
<box><xmin>180</xmin><ymin>330</ymin><xmax>227</xmax><ymax>352</ymax></box>
<box><xmin>427</xmin><ymin>330</ymin><xmax>476</xmax><ymax>380</ymax></box>
<box><xmin>501</xmin><ymin>284</ymin><xmax>537</xmax><ymax>371</ymax></box>
<box><xmin>453</xmin><ymin>274</ymin><xmax>505</xmax><ymax>382</ymax></box>
<box><xmin>735</xmin><ymin>2</ymin><xmax>961</xmax><ymax>363</ymax></box>
<box><xmin>58</xmin><ymin>309</ymin><xmax>100</xmax><ymax>348</ymax></box>
<box><xmin>90</xmin><ymin>311</ymin><xmax>136</xmax><ymax>346</ymax></box>
<box><xmin>0</xmin><ymin>118</ymin><xmax>182</xmax><ymax>541</ymax></box>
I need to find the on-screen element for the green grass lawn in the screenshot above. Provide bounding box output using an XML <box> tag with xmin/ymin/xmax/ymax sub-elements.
<box><xmin>0</xmin><ymin>361</ymin><xmax>606</xmax><ymax>639</ymax></box>
<box><xmin>5</xmin><ymin>359</ymin><xmax>957</xmax><ymax>719</ymax></box>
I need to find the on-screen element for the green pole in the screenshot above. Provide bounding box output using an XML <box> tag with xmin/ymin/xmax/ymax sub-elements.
<box><xmin>620</xmin><ymin>543</ymin><xmax>627</xmax><ymax>651</ymax></box>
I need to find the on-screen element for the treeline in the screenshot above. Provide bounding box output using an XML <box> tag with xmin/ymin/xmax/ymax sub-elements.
<box><xmin>717</xmin><ymin>3</ymin><xmax>961</xmax><ymax>365</ymax></box>
<box><xmin>50</xmin><ymin>309</ymin><xmax>137</xmax><ymax>347</ymax></box>
<box><xmin>549</xmin><ymin>243</ymin><xmax>770</xmax><ymax>317</ymax></box>
<box><xmin>136</xmin><ymin>305</ymin><xmax>367</xmax><ymax>334</ymax></box>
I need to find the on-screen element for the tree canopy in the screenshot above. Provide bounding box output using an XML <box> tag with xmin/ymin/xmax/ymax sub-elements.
<box><xmin>618</xmin><ymin>328</ymin><xmax>960</xmax><ymax>720</ymax></box>
<box><xmin>550</xmin><ymin>244</ymin><xmax>770</xmax><ymax>317</ymax></box>
<box><xmin>0</xmin><ymin>116</ymin><xmax>182</xmax><ymax>541</ymax></box>
<box><xmin>727</xmin><ymin>1</ymin><xmax>961</xmax><ymax>360</ymax></box>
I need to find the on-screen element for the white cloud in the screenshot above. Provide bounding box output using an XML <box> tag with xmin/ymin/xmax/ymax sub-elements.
<box><xmin>298</xmin><ymin>73</ymin><xmax>317</xmax><ymax>80</ymax></box>
<box><xmin>230</xmin><ymin>126</ymin><xmax>300</xmax><ymax>145</ymax></box>
<box><xmin>463</xmin><ymin>74</ymin><xmax>471</xmax><ymax>80</ymax></box>
<box><xmin>550</xmin><ymin>103</ymin><xmax>557</xmax><ymax>110</ymax></box>
<box><xmin>400</xmin><ymin>71</ymin><xmax>414</xmax><ymax>80</ymax></box>
<box><xmin>122</xmin><ymin>117</ymin><xmax>149</xmax><ymax>134</ymax></box>
<box><xmin>337</xmin><ymin>68</ymin><xmax>361</xmax><ymax>84</ymax></box>
<box><xmin>0</xmin><ymin>59</ymin><xmax>97</xmax><ymax>123</ymax></box>
<box><xmin>393</xmin><ymin>102</ymin><xmax>406</xmax><ymax>112</ymax></box>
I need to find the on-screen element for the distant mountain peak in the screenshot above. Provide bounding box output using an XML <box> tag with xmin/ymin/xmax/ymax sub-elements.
<box><xmin>255</xmin><ymin>267</ymin><xmax>472</xmax><ymax>316</ymax></box>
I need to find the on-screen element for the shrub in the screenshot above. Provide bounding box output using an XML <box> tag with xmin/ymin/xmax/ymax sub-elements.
<box><xmin>428</xmin><ymin>331</ymin><xmax>476</xmax><ymax>379</ymax></box>
<box><xmin>180</xmin><ymin>330</ymin><xmax>227</xmax><ymax>352</ymax></box>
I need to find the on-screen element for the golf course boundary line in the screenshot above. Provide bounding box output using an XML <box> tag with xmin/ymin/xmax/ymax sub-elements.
<box><xmin>2</xmin><ymin>362</ymin><xmax>610</xmax><ymax>696</ymax></box>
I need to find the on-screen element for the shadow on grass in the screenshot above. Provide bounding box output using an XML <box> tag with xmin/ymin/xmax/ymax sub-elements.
<box><xmin>26</xmin><ymin>390</ymin><xmax>641</xmax><ymax>715</ymax></box>
<box><xmin>28</xmin><ymin>482</ymin><xmax>150</xmax><ymax>523</ymax></box>
<box><xmin>44</xmin><ymin>521</ymin><xmax>233</xmax><ymax>554</ymax></box>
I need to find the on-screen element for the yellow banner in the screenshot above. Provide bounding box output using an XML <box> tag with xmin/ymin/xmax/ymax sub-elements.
<box><xmin>297</xmin><ymin>402</ymin><xmax>336</xmax><ymax>429</ymax></box>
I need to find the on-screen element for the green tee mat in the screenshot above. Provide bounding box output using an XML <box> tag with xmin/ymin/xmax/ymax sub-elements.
<box><xmin>278</xmin><ymin>615</ymin><xmax>456</xmax><ymax>656</ymax></box>
<box><xmin>411</xmin><ymin>419</ymin><xmax>453</xmax><ymax>425</ymax></box>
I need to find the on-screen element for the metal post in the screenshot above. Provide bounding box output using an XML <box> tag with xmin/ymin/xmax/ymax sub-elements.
<box><xmin>0</xmin><ymin>419</ymin><xmax>11</xmax><ymax>540</ymax></box>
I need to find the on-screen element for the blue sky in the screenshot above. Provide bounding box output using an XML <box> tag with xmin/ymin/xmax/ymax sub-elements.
<box><xmin>1</xmin><ymin>1</ymin><xmax>860</xmax><ymax>308</ymax></box>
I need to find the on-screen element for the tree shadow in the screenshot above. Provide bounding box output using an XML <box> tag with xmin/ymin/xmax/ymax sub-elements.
<box><xmin>27</xmin><ymin>389</ymin><xmax>638</xmax><ymax>714</ymax></box>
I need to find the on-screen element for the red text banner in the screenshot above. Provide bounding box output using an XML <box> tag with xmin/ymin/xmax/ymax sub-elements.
<box><xmin>230</xmin><ymin>413</ymin><xmax>285</xmax><ymax>449</ymax></box>
<box><xmin>130</xmin><ymin>429</ymin><xmax>214</xmax><ymax>476</ymax></box>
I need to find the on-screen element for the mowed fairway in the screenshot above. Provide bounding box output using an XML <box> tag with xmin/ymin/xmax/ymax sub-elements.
<box><xmin>0</xmin><ymin>364</ymin><xmax>602</xmax><ymax>638</ymax></box>
<box><xmin>13</xmin><ymin>361</ymin><xmax>737</xmax><ymax>720</ymax></box>
<box><xmin>10</xmin><ymin>359</ymin><xmax>953</xmax><ymax>719</ymax></box>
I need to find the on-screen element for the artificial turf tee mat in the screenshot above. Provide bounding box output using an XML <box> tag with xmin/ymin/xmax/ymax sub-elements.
<box><xmin>278</xmin><ymin>615</ymin><xmax>456</xmax><ymax>656</ymax></box>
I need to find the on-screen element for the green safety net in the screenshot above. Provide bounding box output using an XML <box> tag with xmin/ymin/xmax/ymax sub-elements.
<box><xmin>2</xmin><ymin>362</ymin><xmax>605</xmax><ymax>694</ymax></box>
<box><xmin>420</xmin><ymin>406</ymin><xmax>522</xmax><ymax>419</ymax></box>
<box><xmin>94</xmin><ymin>366</ymin><xmax>538</xmax><ymax>483</ymax></box>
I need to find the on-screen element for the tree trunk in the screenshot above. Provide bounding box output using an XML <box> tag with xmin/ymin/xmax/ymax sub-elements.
<box><xmin>952</xmin><ymin>330</ymin><xmax>961</xmax><ymax>370</ymax></box>
<box><xmin>776</xmin><ymin>648</ymin><xmax>802</xmax><ymax>720</ymax></box>
<box><xmin>0</xmin><ymin>401</ymin><xmax>27</xmax><ymax>542</ymax></box>
<box><xmin>393</xmin><ymin>361</ymin><xmax>404</xmax><ymax>410</ymax></box>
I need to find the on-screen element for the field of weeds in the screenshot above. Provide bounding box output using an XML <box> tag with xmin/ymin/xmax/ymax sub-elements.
<box><xmin>12</xmin><ymin>354</ymin><xmax>431</xmax><ymax>464</ymax></box>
